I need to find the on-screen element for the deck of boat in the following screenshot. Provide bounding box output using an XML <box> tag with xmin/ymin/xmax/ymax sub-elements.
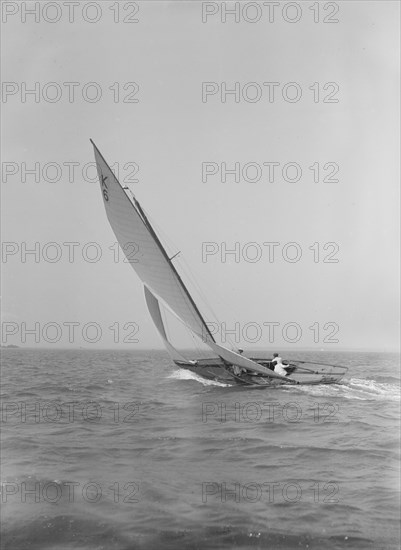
<box><xmin>174</xmin><ymin>358</ymin><xmax>347</xmax><ymax>386</ymax></box>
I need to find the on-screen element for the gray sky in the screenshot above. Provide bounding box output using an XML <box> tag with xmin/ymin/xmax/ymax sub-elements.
<box><xmin>2</xmin><ymin>1</ymin><xmax>400</xmax><ymax>351</ymax></box>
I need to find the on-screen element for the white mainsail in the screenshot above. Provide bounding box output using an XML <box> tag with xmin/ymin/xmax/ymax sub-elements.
<box><xmin>91</xmin><ymin>140</ymin><xmax>214</xmax><ymax>343</ymax></box>
<box><xmin>92</xmin><ymin>140</ymin><xmax>288</xmax><ymax>380</ymax></box>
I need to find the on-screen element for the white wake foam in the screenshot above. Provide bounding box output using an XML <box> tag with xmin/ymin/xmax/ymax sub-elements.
<box><xmin>169</xmin><ymin>369</ymin><xmax>400</xmax><ymax>398</ymax></box>
<box><xmin>344</xmin><ymin>378</ymin><xmax>400</xmax><ymax>401</ymax></box>
<box><xmin>287</xmin><ymin>377</ymin><xmax>400</xmax><ymax>401</ymax></box>
<box><xmin>168</xmin><ymin>368</ymin><xmax>230</xmax><ymax>387</ymax></box>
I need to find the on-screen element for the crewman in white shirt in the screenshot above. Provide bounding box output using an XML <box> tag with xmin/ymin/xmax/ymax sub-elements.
<box><xmin>271</xmin><ymin>353</ymin><xmax>289</xmax><ymax>377</ymax></box>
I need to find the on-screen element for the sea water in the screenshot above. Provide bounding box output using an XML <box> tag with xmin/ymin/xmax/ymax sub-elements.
<box><xmin>1</xmin><ymin>349</ymin><xmax>400</xmax><ymax>549</ymax></box>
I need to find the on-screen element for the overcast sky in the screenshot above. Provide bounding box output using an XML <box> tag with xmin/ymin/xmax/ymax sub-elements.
<box><xmin>2</xmin><ymin>1</ymin><xmax>399</xmax><ymax>351</ymax></box>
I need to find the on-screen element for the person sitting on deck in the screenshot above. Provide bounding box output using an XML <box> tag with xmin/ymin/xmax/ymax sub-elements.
<box><xmin>271</xmin><ymin>353</ymin><xmax>290</xmax><ymax>377</ymax></box>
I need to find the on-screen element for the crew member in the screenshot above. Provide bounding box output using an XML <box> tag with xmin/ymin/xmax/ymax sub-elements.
<box><xmin>271</xmin><ymin>353</ymin><xmax>289</xmax><ymax>377</ymax></box>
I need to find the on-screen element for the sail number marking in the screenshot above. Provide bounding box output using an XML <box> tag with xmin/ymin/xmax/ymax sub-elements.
<box><xmin>101</xmin><ymin>173</ymin><xmax>109</xmax><ymax>201</ymax></box>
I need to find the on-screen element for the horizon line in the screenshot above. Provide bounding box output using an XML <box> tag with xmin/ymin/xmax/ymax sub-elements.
<box><xmin>2</xmin><ymin>346</ymin><xmax>400</xmax><ymax>353</ymax></box>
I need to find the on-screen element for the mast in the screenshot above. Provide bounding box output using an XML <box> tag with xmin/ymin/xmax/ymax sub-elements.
<box><xmin>90</xmin><ymin>138</ymin><xmax>215</xmax><ymax>343</ymax></box>
<box><xmin>133</xmin><ymin>198</ymin><xmax>216</xmax><ymax>343</ymax></box>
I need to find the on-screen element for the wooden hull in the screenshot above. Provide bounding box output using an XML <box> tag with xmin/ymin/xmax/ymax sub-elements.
<box><xmin>174</xmin><ymin>358</ymin><xmax>347</xmax><ymax>387</ymax></box>
<box><xmin>174</xmin><ymin>358</ymin><xmax>235</xmax><ymax>383</ymax></box>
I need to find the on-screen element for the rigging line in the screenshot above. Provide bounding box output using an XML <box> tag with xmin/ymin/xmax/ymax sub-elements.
<box><xmin>177</xmin><ymin>258</ymin><xmax>233</xmax><ymax>345</ymax></box>
<box><xmin>133</xmin><ymin>200</ymin><xmax>216</xmax><ymax>344</ymax></box>
<box><xmin>179</xmin><ymin>254</ymin><xmax>238</xmax><ymax>350</ymax></box>
<box><xmin>141</xmin><ymin>209</ymin><xmax>223</xmax><ymax>340</ymax></box>
<box><xmin>294</xmin><ymin>360</ymin><xmax>349</xmax><ymax>371</ymax></box>
<box><xmin>189</xmin><ymin>329</ymin><xmax>205</xmax><ymax>358</ymax></box>
<box><xmin>179</xmin><ymin>255</ymin><xmax>221</xmax><ymax>321</ymax></box>
<box><xmin>134</xmin><ymin>197</ymin><xmax>239</xmax><ymax>352</ymax></box>
<box><xmin>146</xmin><ymin>213</ymin><xmax>236</xmax><ymax>349</ymax></box>
<box><xmin>178</xmin><ymin>256</ymin><xmax>238</xmax><ymax>350</ymax></box>
<box><xmin>160</xmin><ymin>300</ymin><xmax>214</xmax><ymax>358</ymax></box>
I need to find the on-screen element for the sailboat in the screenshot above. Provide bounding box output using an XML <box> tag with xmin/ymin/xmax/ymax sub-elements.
<box><xmin>91</xmin><ymin>140</ymin><xmax>347</xmax><ymax>387</ymax></box>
